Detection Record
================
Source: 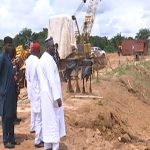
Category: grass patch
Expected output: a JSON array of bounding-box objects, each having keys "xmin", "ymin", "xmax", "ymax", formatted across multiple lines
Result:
[
  {"xmin": 96, "ymin": 77, "xmax": 101, "ymax": 82},
  {"xmin": 139, "ymin": 60, "xmax": 150, "ymax": 70},
  {"xmin": 96, "ymin": 60, "xmax": 150, "ymax": 93},
  {"xmin": 106, "ymin": 60, "xmax": 150, "ymax": 78},
  {"xmin": 106, "ymin": 64, "xmax": 134, "ymax": 77}
]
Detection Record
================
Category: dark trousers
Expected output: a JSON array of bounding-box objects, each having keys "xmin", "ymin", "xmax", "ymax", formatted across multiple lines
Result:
[{"xmin": 2, "ymin": 116, "xmax": 15, "ymax": 145}]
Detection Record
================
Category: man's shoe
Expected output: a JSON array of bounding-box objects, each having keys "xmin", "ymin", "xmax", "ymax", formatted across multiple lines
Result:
[
  {"xmin": 35, "ymin": 141, "xmax": 44, "ymax": 148},
  {"xmin": 4, "ymin": 142, "xmax": 15, "ymax": 148},
  {"xmin": 30, "ymin": 130, "xmax": 35, "ymax": 133}
]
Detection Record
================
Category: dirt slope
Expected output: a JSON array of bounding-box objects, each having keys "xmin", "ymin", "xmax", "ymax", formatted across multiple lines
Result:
[{"xmin": 0, "ymin": 53, "xmax": 150, "ymax": 150}]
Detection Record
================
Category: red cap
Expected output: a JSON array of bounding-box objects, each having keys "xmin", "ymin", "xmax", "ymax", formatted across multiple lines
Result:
[{"xmin": 31, "ymin": 42, "xmax": 40, "ymax": 52}]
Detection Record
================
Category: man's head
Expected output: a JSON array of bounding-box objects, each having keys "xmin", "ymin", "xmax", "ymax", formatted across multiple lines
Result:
[
  {"xmin": 5, "ymin": 46, "xmax": 16, "ymax": 59},
  {"xmin": 45, "ymin": 37, "xmax": 55, "ymax": 56},
  {"xmin": 4, "ymin": 36, "xmax": 13, "ymax": 48},
  {"xmin": 3, "ymin": 36, "xmax": 15, "ymax": 59},
  {"xmin": 31, "ymin": 42, "xmax": 41, "ymax": 57},
  {"xmin": 4, "ymin": 36, "xmax": 13, "ymax": 44}
]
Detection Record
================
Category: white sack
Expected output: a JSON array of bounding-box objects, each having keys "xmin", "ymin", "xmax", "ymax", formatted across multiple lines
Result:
[{"xmin": 47, "ymin": 15, "xmax": 76, "ymax": 59}]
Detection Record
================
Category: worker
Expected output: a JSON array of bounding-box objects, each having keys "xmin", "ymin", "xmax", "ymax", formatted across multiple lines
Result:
[
  {"xmin": 25, "ymin": 42, "xmax": 43, "ymax": 148},
  {"xmin": 37, "ymin": 37, "xmax": 66, "ymax": 150}
]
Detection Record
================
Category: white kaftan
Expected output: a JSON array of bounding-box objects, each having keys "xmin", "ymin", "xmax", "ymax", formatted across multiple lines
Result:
[
  {"xmin": 25, "ymin": 55, "xmax": 42, "ymax": 144},
  {"xmin": 37, "ymin": 52, "xmax": 66, "ymax": 143}
]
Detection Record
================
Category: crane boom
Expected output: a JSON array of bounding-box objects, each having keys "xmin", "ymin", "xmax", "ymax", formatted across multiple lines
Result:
[
  {"xmin": 72, "ymin": 0, "xmax": 102, "ymax": 57},
  {"xmin": 82, "ymin": 0, "xmax": 101, "ymax": 41}
]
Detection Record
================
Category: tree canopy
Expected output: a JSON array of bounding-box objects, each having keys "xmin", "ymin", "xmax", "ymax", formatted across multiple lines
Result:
[
  {"xmin": 135, "ymin": 28, "xmax": 150, "ymax": 40},
  {"xmin": 13, "ymin": 28, "xmax": 48, "ymax": 51},
  {"xmin": 0, "ymin": 28, "xmax": 149, "ymax": 53}
]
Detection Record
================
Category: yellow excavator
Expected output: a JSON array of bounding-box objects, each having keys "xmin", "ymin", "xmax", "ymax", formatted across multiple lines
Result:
[{"xmin": 64, "ymin": 0, "xmax": 103, "ymax": 93}]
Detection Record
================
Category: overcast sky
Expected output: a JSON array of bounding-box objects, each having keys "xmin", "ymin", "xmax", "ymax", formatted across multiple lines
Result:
[{"xmin": 0, "ymin": 0, "xmax": 150, "ymax": 39}]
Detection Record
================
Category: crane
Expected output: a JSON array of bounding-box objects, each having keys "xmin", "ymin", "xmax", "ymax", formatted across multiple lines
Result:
[
  {"xmin": 72, "ymin": 0, "xmax": 102, "ymax": 57},
  {"xmin": 64, "ymin": 0, "xmax": 102, "ymax": 93}
]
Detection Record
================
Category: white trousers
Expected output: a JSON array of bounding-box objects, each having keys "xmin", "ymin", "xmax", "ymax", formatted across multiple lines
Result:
[
  {"xmin": 44, "ymin": 142, "xmax": 59, "ymax": 150},
  {"xmin": 34, "ymin": 112, "xmax": 42, "ymax": 144},
  {"xmin": 30, "ymin": 109, "xmax": 35, "ymax": 132}
]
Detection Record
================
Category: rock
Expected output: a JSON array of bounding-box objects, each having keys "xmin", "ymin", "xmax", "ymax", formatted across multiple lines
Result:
[
  {"xmin": 74, "ymin": 121, "xmax": 78, "ymax": 126},
  {"xmin": 102, "ymin": 126, "xmax": 106, "ymax": 132},
  {"xmin": 118, "ymin": 136, "xmax": 121, "ymax": 142},
  {"xmin": 96, "ymin": 128, "xmax": 101, "ymax": 135},
  {"xmin": 120, "ymin": 133, "xmax": 131, "ymax": 143}
]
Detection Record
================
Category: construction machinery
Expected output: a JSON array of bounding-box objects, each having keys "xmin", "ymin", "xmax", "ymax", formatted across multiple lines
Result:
[
  {"xmin": 47, "ymin": 0, "xmax": 102, "ymax": 93},
  {"xmin": 70, "ymin": 0, "xmax": 102, "ymax": 93},
  {"xmin": 72, "ymin": 0, "xmax": 101, "ymax": 58},
  {"xmin": 64, "ymin": 0, "xmax": 102, "ymax": 93}
]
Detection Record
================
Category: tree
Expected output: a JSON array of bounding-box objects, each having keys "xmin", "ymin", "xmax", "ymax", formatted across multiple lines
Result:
[
  {"xmin": 13, "ymin": 28, "xmax": 48, "ymax": 51},
  {"xmin": 89, "ymin": 34, "xmax": 127, "ymax": 53},
  {"xmin": 14, "ymin": 28, "xmax": 32, "ymax": 47},
  {"xmin": 111, "ymin": 33, "xmax": 125, "ymax": 49},
  {"xmin": 135, "ymin": 28, "xmax": 150, "ymax": 40},
  {"xmin": 89, "ymin": 36, "xmax": 108, "ymax": 50}
]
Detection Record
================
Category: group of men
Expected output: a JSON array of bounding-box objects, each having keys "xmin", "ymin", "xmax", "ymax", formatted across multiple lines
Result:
[{"xmin": 0, "ymin": 36, "xmax": 66, "ymax": 150}]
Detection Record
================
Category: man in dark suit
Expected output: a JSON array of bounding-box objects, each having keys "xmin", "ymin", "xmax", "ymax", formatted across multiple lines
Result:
[{"xmin": 0, "ymin": 36, "xmax": 19, "ymax": 148}]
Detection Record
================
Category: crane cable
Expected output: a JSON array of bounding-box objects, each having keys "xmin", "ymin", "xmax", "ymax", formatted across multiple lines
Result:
[{"xmin": 73, "ymin": 1, "xmax": 86, "ymax": 17}]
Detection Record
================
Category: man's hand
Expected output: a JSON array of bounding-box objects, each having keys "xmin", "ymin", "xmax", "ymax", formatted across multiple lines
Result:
[{"xmin": 56, "ymin": 98, "xmax": 62, "ymax": 107}]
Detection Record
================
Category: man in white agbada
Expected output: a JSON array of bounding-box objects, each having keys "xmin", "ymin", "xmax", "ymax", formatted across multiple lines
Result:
[
  {"xmin": 25, "ymin": 42, "xmax": 43, "ymax": 148},
  {"xmin": 37, "ymin": 37, "xmax": 66, "ymax": 150}
]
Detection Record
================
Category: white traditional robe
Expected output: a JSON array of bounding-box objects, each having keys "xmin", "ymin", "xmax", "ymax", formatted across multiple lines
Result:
[
  {"xmin": 25, "ymin": 55, "xmax": 42, "ymax": 144},
  {"xmin": 37, "ymin": 52, "xmax": 66, "ymax": 143},
  {"xmin": 25, "ymin": 55, "xmax": 41, "ymax": 113}
]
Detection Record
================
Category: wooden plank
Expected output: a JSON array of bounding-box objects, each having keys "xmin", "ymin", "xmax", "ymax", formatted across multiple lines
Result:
[{"xmin": 71, "ymin": 95, "xmax": 103, "ymax": 99}]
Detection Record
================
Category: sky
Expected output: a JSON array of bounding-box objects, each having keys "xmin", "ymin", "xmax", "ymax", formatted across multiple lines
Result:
[{"xmin": 0, "ymin": 0, "xmax": 150, "ymax": 39}]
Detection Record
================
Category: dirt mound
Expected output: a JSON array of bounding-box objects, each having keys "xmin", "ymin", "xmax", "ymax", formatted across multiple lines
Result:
[{"xmin": 64, "ymin": 64, "xmax": 150, "ymax": 149}]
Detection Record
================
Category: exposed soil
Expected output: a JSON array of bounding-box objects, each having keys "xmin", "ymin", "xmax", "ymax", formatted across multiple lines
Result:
[{"xmin": 0, "ymin": 53, "xmax": 150, "ymax": 150}]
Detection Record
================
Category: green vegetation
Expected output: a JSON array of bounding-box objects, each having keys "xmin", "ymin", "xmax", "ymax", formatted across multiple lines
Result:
[
  {"xmin": 0, "ymin": 27, "xmax": 149, "ymax": 53},
  {"xmin": 105, "ymin": 61, "xmax": 150, "ymax": 87},
  {"xmin": 90, "ymin": 28, "xmax": 150, "ymax": 53},
  {"xmin": 0, "ymin": 28, "xmax": 48, "ymax": 52},
  {"xmin": 89, "ymin": 33, "xmax": 126, "ymax": 53},
  {"xmin": 135, "ymin": 28, "xmax": 150, "ymax": 40},
  {"xmin": 140, "ymin": 61, "xmax": 150, "ymax": 70},
  {"xmin": 13, "ymin": 28, "xmax": 48, "ymax": 51},
  {"xmin": 103, "ymin": 60, "xmax": 150, "ymax": 102},
  {"xmin": 106, "ymin": 64, "xmax": 133, "ymax": 77}
]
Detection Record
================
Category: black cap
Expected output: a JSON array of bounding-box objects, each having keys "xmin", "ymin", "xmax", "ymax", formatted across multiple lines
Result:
[{"xmin": 4, "ymin": 36, "xmax": 13, "ymax": 44}]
